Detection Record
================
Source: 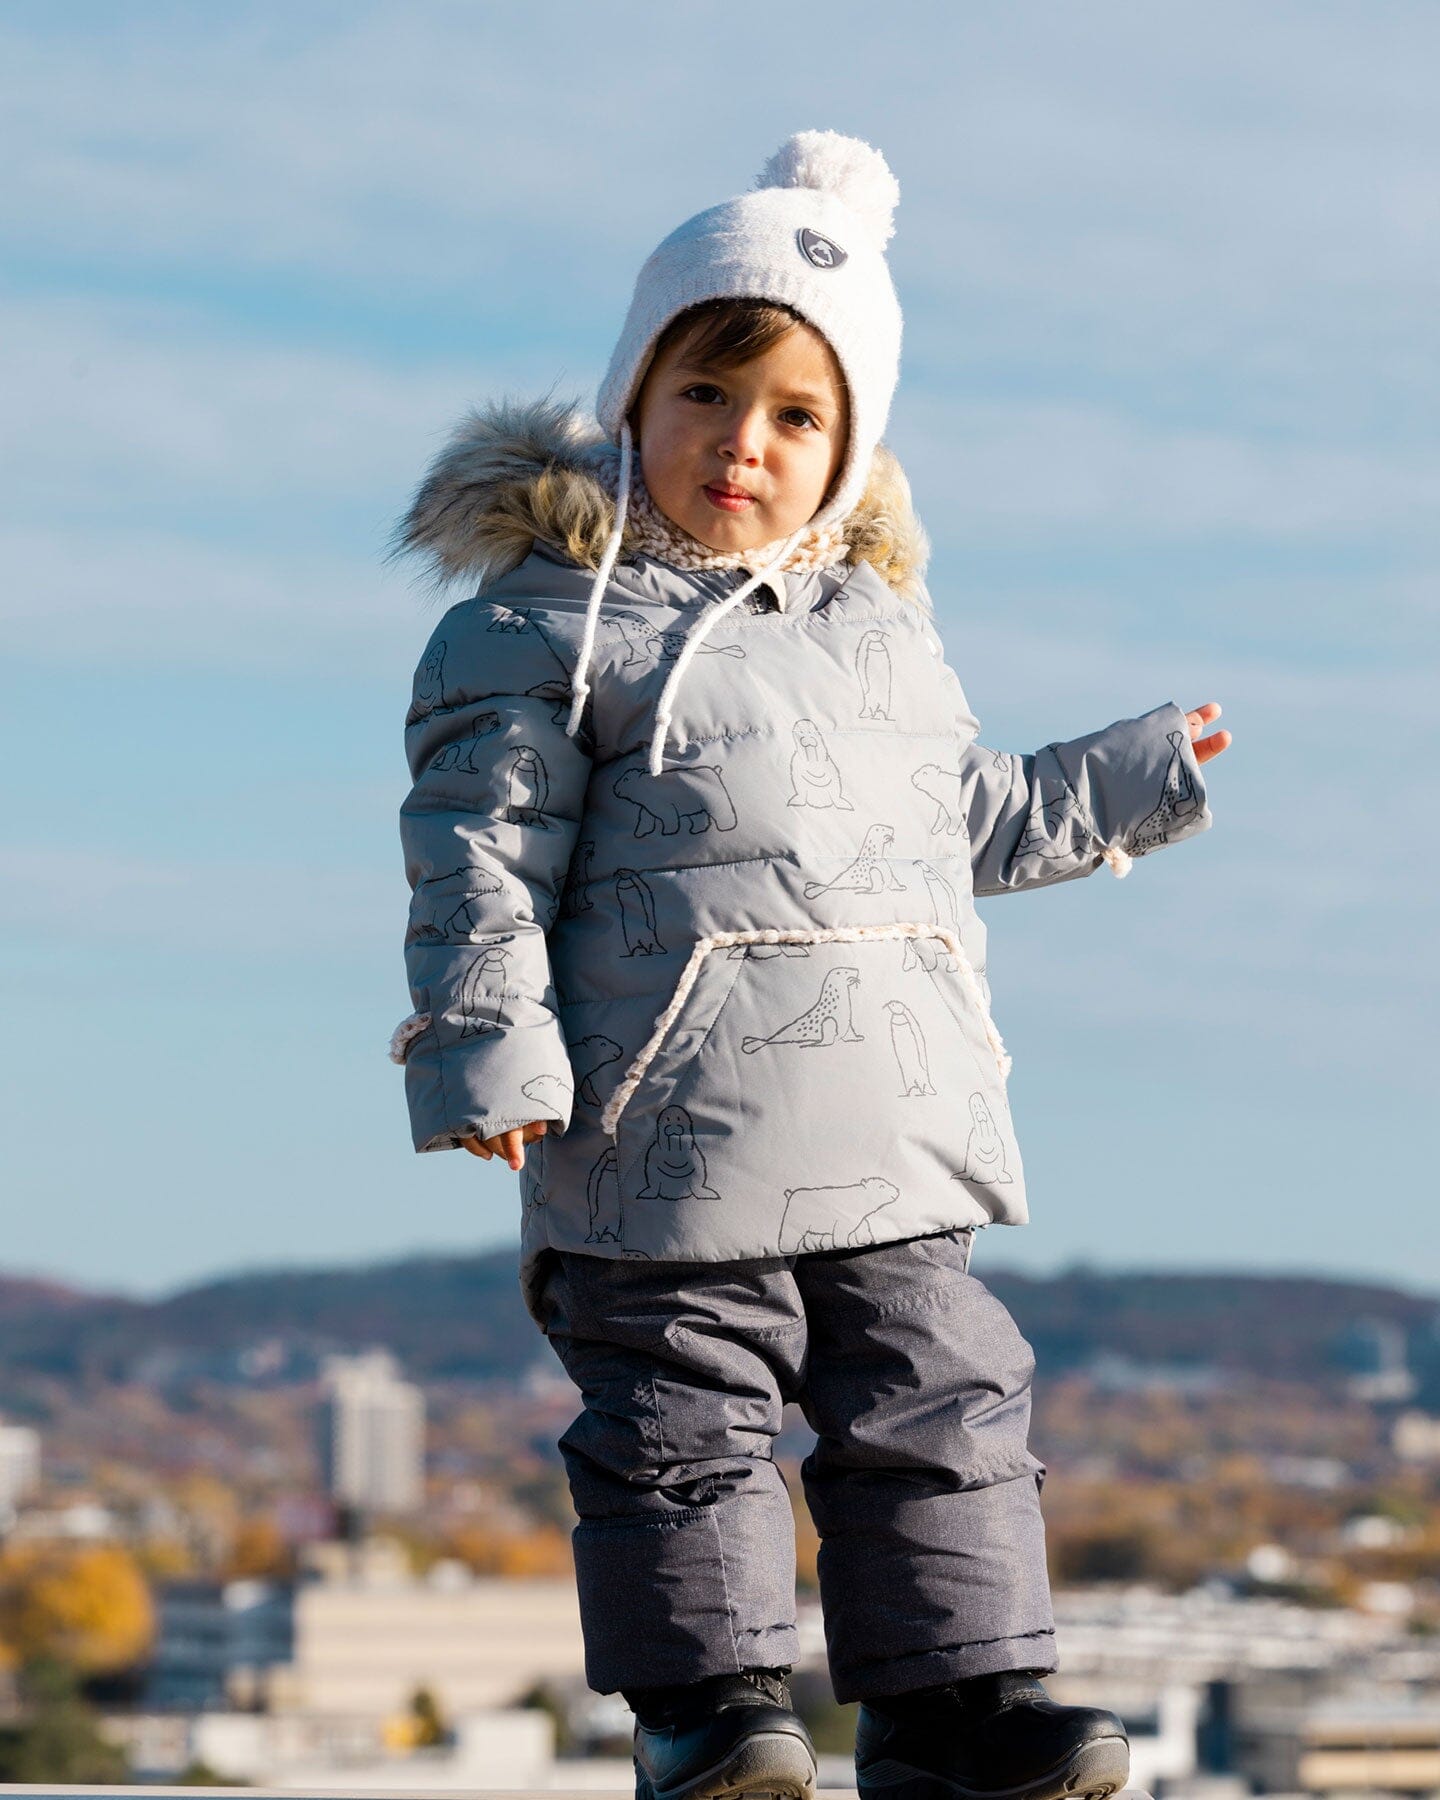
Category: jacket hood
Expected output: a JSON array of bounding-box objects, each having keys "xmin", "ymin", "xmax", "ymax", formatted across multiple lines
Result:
[{"xmin": 390, "ymin": 395, "xmax": 931, "ymax": 603}]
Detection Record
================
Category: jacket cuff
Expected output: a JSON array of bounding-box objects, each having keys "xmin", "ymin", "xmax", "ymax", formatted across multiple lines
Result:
[
  {"xmin": 393, "ymin": 1009, "xmax": 577, "ymax": 1154},
  {"xmin": 1086, "ymin": 699, "xmax": 1213, "ymax": 876}
]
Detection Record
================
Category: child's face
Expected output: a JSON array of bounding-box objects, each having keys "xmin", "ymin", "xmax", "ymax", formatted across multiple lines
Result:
[{"xmin": 631, "ymin": 317, "xmax": 850, "ymax": 553}]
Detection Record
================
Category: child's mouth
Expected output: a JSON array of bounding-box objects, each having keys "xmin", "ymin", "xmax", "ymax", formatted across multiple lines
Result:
[{"xmin": 703, "ymin": 485, "xmax": 756, "ymax": 514}]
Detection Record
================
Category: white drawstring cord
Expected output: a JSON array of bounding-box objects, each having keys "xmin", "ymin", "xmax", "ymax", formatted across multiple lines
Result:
[
  {"xmin": 561, "ymin": 415, "xmax": 808, "ymax": 773},
  {"xmin": 645, "ymin": 527, "xmax": 806, "ymax": 775},
  {"xmin": 565, "ymin": 418, "xmax": 634, "ymax": 739}
]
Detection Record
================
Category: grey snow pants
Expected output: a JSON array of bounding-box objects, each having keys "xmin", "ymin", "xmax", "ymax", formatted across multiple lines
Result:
[{"xmin": 530, "ymin": 1226, "xmax": 1057, "ymax": 1703}]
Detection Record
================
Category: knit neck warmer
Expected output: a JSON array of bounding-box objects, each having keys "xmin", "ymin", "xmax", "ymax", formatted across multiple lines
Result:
[{"xmin": 625, "ymin": 469, "xmax": 850, "ymax": 576}]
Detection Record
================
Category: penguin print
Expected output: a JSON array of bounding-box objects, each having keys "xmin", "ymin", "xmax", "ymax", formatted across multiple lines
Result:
[
  {"xmin": 428, "ymin": 711, "xmax": 504, "ymax": 775},
  {"xmin": 919, "ymin": 861, "xmax": 961, "ymax": 932},
  {"xmin": 557, "ymin": 840, "xmax": 596, "ymax": 918},
  {"xmin": 519, "ymin": 1133, "xmax": 549, "ymax": 1213},
  {"xmin": 741, "ymin": 967, "xmax": 862, "ymax": 1052},
  {"xmin": 885, "ymin": 1000, "xmax": 934, "ymax": 1095},
  {"xmin": 911, "ymin": 763, "xmax": 969, "ymax": 836},
  {"xmin": 952, "ymin": 1091, "xmax": 1014, "ymax": 1186},
  {"xmin": 570, "ymin": 1034, "xmax": 623, "ymax": 1109},
  {"xmin": 856, "ymin": 629, "xmax": 893, "ymax": 719},
  {"xmin": 585, "ymin": 1146, "xmax": 623, "ymax": 1243},
  {"xmin": 777, "ymin": 1176, "xmax": 900, "ymax": 1254},
  {"xmin": 457, "ymin": 946, "xmax": 513, "ymax": 1036},
  {"xmin": 637, "ymin": 1105, "xmax": 719, "ymax": 1201},
  {"xmin": 786, "ymin": 718, "xmax": 853, "ymax": 810},
  {"xmin": 615, "ymin": 868, "xmax": 665, "ymax": 955},
  {"xmin": 503, "ymin": 746, "xmax": 551, "ymax": 827},
  {"xmin": 1132, "ymin": 729, "xmax": 1202, "ymax": 854},
  {"xmin": 803, "ymin": 824, "xmax": 905, "ymax": 898}
]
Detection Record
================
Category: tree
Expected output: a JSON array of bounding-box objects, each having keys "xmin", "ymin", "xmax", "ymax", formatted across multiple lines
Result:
[
  {"xmin": 0, "ymin": 1657, "xmax": 129, "ymax": 1785},
  {"xmin": 0, "ymin": 1543, "xmax": 154, "ymax": 1674}
]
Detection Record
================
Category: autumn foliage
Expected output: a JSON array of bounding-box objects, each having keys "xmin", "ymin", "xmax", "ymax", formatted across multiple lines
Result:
[{"xmin": 0, "ymin": 1544, "xmax": 154, "ymax": 1675}]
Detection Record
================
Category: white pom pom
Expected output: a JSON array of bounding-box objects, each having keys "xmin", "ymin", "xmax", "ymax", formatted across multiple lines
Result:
[{"xmin": 755, "ymin": 129, "xmax": 900, "ymax": 248}]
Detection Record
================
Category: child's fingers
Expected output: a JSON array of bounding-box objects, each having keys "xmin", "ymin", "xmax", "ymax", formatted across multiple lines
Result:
[
  {"xmin": 465, "ymin": 1122, "xmax": 547, "ymax": 1166},
  {"xmin": 494, "ymin": 1127, "xmax": 525, "ymax": 1171},
  {"xmin": 1185, "ymin": 701, "xmax": 1221, "ymax": 736},
  {"xmin": 1193, "ymin": 728, "xmax": 1232, "ymax": 764}
]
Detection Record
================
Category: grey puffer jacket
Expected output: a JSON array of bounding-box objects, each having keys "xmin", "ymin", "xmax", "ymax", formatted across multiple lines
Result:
[{"xmin": 390, "ymin": 400, "xmax": 1213, "ymax": 1319}]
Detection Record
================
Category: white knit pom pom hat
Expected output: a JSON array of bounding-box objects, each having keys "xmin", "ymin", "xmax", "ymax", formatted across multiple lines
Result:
[
  {"xmin": 567, "ymin": 130, "xmax": 904, "ymax": 773},
  {"xmin": 597, "ymin": 128, "xmax": 904, "ymax": 532}
]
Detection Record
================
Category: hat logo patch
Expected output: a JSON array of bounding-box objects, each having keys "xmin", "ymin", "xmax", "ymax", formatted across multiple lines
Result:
[{"xmin": 797, "ymin": 226, "xmax": 847, "ymax": 270}]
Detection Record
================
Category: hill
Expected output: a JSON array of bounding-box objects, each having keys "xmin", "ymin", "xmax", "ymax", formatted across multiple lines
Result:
[{"xmin": 0, "ymin": 1251, "xmax": 1436, "ymax": 1397}]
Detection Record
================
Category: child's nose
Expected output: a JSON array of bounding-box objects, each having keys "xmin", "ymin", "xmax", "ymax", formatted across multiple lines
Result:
[{"xmin": 719, "ymin": 408, "xmax": 766, "ymax": 466}]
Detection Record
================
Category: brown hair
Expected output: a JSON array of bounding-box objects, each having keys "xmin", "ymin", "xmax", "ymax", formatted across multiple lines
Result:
[
  {"xmin": 629, "ymin": 297, "xmax": 851, "ymax": 416},
  {"xmin": 657, "ymin": 296, "xmax": 805, "ymax": 369}
]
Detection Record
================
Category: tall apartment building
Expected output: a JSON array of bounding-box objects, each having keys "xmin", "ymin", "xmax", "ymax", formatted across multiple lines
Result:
[
  {"xmin": 0, "ymin": 1418, "xmax": 41, "ymax": 1524},
  {"xmin": 315, "ymin": 1351, "xmax": 425, "ymax": 1516}
]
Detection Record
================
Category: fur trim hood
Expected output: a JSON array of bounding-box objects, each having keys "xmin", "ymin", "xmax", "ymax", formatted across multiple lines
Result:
[{"xmin": 391, "ymin": 396, "xmax": 931, "ymax": 604}]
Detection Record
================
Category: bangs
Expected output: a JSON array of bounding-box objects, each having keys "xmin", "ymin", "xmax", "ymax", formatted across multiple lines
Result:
[{"xmin": 654, "ymin": 297, "xmax": 809, "ymax": 373}]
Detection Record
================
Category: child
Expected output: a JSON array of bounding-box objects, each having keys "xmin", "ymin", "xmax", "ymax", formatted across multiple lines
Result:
[{"xmin": 389, "ymin": 131, "xmax": 1228, "ymax": 1800}]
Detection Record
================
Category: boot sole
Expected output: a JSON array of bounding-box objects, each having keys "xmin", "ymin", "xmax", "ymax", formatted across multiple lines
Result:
[
  {"xmin": 636, "ymin": 1725, "xmax": 819, "ymax": 1800},
  {"xmin": 857, "ymin": 1729, "xmax": 1130, "ymax": 1800}
]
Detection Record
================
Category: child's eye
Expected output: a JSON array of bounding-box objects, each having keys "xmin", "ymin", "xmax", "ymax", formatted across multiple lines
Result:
[
  {"xmin": 682, "ymin": 384, "xmax": 723, "ymax": 404},
  {"xmin": 781, "ymin": 408, "xmax": 817, "ymax": 430}
]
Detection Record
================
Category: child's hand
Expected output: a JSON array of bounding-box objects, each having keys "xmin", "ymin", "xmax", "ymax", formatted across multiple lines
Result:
[
  {"xmin": 1186, "ymin": 701, "xmax": 1231, "ymax": 764},
  {"xmin": 459, "ymin": 1120, "xmax": 549, "ymax": 1171}
]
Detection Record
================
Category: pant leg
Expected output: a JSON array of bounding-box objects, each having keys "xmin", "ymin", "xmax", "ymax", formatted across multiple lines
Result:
[
  {"xmin": 532, "ymin": 1248, "xmax": 809, "ymax": 1694},
  {"xmin": 793, "ymin": 1227, "xmax": 1057, "ymax": 1703}
]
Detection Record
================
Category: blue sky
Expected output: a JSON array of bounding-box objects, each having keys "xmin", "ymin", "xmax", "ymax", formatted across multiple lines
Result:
[{"xmin": 2, "ymin": 1, "xmax": 1436, "ymax": 1298}]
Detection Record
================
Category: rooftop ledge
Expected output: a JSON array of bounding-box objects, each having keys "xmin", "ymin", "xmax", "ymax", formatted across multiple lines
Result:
[{"xmin": 0, "ymin": 1791, "xmax": 1158, "ymax": 1799}]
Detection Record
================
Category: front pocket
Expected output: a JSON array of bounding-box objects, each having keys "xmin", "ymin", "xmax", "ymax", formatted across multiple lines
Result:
[{"xmin": 602, "ymin": 923, "xmax": 1027, "ymax": 1258}]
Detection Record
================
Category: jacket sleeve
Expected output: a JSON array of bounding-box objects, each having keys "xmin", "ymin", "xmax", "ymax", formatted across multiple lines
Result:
[
  {"xmin": 390, "ymin": 597, "xmax": 591, "ymax": 1153},
  {"xmin": 959, "ymin": 698, "xmax": 1213, "ymax": 897}
]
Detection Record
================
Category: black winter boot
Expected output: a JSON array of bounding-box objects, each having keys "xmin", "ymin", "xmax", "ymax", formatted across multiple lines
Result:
[
  {"xmin": 854, "ymin": 1668, "xmax": 1129, "ymax": 1800},
  {"xmin": 622, "ymin": 1665, "xmax": 818, "ymax": 1800}
]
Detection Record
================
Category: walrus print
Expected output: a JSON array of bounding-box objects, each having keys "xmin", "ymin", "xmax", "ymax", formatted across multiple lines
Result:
[
  {"xmin": 952, "ymin": 1092, "xmax": 1015, "ymax": 1186},
  {"xmin": 786, "ymin": 718, "xmax": 853, "ymax": 810},
  {"xmin": 637, "ymin": 1104, "xmax": 719, "ymax": 1202},
  {"xmin": 406, "ymin": 639, "xmax": 448, "ymax": 725}
]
